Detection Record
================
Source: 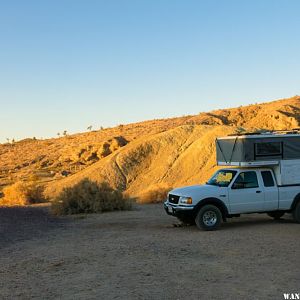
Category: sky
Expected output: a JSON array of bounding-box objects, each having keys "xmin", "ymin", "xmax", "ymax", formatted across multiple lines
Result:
[{"xmin": 1, "ymin": 0, "xmax": 300, "ymax": 142}]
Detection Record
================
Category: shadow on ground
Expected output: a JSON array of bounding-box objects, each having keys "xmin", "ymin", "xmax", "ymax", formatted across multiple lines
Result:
[{"xmin": 0, "ymin": 204, "xmax": 68, "ymax": 249}]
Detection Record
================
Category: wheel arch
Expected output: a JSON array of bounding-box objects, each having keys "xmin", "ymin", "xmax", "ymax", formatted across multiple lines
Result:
[
  {"xmin": 291, "ymin": 193, "xmax": 300, "ymax": 210},
  {"xmin": 195, "ymin": 197, "xmax": 229, "ymax": 221}
]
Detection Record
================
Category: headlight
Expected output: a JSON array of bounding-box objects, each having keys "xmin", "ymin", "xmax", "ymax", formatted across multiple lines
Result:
[{"xmin": 179, "ymin": 196, "xmax": 192, "ymax": 204}]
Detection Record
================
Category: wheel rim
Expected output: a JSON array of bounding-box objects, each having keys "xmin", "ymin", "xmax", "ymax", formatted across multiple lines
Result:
[{"xmin": 202, "ymin": 210, "xmax": 217, "ymax": 226}]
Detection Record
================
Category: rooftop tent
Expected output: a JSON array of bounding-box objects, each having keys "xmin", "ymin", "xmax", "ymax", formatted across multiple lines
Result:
[
  {"xmin": 216, "ymin": 133, "xmax": 300, "ymax": 166},
  {"xmin": 216, "ymin": 137, "xmax": 246, "ymax": 163}
]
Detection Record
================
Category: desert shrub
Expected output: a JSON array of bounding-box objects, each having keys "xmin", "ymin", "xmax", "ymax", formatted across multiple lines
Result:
[
  {"xmin": 138, "ymin": 184, "xmax": 172, "ymax": 204},
  {"xmin": 51, "ymin": 178, "xmax": 133, "ymax": 215},
  {"xmin": 1, "ymin": 181, "xmax": 45, "ymax": 206}
]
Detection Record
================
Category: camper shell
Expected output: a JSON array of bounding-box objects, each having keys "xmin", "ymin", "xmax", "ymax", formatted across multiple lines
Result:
[{"xmin": 216, "ymin": 130, "xmax": 300, "ymax": 186}]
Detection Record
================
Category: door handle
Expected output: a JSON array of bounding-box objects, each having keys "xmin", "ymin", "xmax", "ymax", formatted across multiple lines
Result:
[{"xmin": 256, "ymin": 191, "xmax": 262, "ymax": 193}]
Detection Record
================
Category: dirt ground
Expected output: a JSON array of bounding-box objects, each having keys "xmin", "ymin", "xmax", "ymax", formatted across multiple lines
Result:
[{"xmin": 0, "ymin": 204, "xmax": 299, "ymax": 300}]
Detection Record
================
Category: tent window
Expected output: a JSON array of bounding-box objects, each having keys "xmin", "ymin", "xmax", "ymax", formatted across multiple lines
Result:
[{"xmin": 255, "ymin": 142, "xmax": 282, "ymax": 156}]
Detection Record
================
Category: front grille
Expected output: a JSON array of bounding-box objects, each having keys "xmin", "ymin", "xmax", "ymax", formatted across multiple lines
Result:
[{"xmin": 168, "ymin": 194, "xmax": 180, "ymax": 204}]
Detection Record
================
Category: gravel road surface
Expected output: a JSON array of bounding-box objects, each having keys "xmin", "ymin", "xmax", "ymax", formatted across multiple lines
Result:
[{"xmin": 0, "ymin": 204, "xmax": 299, "ymax": 300}]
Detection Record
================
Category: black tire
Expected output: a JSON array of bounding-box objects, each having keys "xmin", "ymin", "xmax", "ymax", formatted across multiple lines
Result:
[
  {"xmin": 292, "ymin": 201, "xmax": 300, "ymax": 223},
  {"xmin": 267, "ymin": 211, "xmax": 285, "ymax": 220},
  {"xmin": 195, "ymin": 205, "xmax": 222, "ymax": 231},
  {"xmin": 176, "ymin": 215, "xmax": 195, "ymax": 226}
]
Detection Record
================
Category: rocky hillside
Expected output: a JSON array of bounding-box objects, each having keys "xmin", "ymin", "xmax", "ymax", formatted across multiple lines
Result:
[
  {"xmin": 196, "ymin": 96, "xmax": 300, "ymax": 128},
  {"xmin": 1, "ymin": 96, "xmax": 300, "ymax": 199}
]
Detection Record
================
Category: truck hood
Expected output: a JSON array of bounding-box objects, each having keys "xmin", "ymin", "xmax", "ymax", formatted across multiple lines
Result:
[{"xmin": 169, "ymin": 184, "xmax": 223, "ymax": 200}]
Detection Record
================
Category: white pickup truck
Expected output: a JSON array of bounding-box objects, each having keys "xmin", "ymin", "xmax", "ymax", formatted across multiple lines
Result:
[{"xmin": 164, "ymin": 168, "xmax": 300, "ymax": 230}]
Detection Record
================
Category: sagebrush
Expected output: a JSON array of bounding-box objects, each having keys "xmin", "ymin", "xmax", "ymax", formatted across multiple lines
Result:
[
  {"xmin": 1, "ymin": 181, "xmax": 45, "ymax": 206},
  {"xmin": 51, "ymin": 178, "xmax": 133, "ymax": 215}
]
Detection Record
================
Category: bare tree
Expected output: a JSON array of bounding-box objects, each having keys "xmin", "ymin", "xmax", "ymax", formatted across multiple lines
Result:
[{"xmin": 87, "ymin": 125, "xmax": 92, "ymax": 131}]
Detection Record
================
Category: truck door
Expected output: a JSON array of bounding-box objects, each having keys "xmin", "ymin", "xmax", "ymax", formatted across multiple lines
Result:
[
  {"xmin": 260, "ymin": 170, "xmax": 279, "ymax": 211},
  {"xmin": 229, "ymin": 171, "xmax": 264, "ymax": 213}
]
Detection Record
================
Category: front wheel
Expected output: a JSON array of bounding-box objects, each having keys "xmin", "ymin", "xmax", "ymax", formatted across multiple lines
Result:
[
  {"xmin": 267, "ymin": 211, "xmax": 285, "ymax": 220},
  {"xmin": 292, "ymin": 202, "xmax": 300, "ymax": 223},
  {"xmin": 195, "ymin": 205, "xmax": 222, "ymax": 231}
]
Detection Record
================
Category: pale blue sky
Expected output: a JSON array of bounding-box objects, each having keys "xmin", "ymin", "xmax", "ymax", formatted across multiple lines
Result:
[{"xmin": 1, "ymin": 0, "xmax": 300, "ymax": 142}]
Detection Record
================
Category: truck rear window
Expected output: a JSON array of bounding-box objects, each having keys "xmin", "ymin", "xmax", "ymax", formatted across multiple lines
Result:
[{"xmin": 261, "ymin": 171, "xmax": 275, "ymax": 187}]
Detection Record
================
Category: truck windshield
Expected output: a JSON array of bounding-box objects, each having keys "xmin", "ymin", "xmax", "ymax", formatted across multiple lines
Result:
[{"xmin": 207, "ymin": 170, "xmax": 237, "ymax": 187}]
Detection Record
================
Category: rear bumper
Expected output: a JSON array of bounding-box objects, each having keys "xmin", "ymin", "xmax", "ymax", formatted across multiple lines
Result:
[{"xmin": 164, "ymin": 201, "xmax": 196, "ymax": 218}]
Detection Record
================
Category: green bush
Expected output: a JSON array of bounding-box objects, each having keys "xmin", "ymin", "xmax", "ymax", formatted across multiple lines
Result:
[{"xmin": 51, "ymin": 178, "xmax": 133, "ymax": 215}]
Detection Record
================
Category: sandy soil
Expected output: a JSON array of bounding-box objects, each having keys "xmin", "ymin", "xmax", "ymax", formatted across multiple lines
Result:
[{"xmin": 0, "ymin": 204, "xmax": 299, "ymax": 300}]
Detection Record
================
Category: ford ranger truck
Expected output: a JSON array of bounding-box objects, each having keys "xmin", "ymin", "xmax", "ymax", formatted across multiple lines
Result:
[{"xmin": 164, "ymin": 168, "xmax": 300, "ymax": 230}]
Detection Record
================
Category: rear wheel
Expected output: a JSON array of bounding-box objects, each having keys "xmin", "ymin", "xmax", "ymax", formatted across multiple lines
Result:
[
  {"xmin": 292, "ymin": 202, "xmax": 300, "ymax": 223},
  {"xmin": 195, "ymin": 205, "xmax": 222, "ymax": 231},
  {"xmin": 267, "ymin": 211, "xmax": 285, "ymax": 220}
]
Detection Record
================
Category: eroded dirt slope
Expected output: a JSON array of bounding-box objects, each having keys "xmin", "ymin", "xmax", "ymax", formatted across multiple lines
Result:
[{"xmin": 45, "ymin": 125, "xmax": 236, "ymax": 198}]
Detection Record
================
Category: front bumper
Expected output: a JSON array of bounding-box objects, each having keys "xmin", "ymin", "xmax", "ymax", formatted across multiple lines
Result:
[{"xmin": 164, "ymin": 201, "xmax": 196, "ymax": 218}]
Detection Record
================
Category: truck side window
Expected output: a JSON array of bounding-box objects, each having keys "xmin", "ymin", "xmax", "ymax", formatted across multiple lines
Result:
[
  {"xmin": 232, "ymin": 172, "xmax": 258, "ymax": 189},
  {"xmin": 261, "ymin": 171, "xmax": 275, "ymax": 187}
]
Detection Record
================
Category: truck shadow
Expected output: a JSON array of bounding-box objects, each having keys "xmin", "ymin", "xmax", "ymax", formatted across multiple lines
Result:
[{"xmin": 221, "ymin": 216, "xmax": 295, "ymax": 230}]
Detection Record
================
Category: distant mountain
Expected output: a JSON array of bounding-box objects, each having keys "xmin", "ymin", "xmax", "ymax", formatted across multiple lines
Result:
[{"xmin": 1, "ymin": 96, "xmax": 300, "ymax": 200}]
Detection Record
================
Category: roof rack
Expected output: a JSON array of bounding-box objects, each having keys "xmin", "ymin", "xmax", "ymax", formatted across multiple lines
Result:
[{"xmin": 228, "ymin": 128, "xmax": 300, "ymax": 136}]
